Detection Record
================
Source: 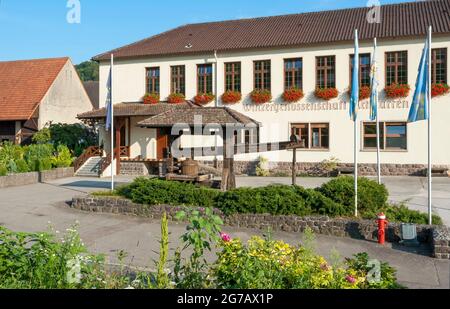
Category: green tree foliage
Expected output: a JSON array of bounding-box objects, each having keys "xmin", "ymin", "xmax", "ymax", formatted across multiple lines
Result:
[{"xmin": 75, "ymin": 61, "xmax": 99, "ymax": 81}]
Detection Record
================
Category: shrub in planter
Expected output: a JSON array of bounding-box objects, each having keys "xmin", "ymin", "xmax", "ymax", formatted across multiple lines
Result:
[
  {"xmin": 283, "ymin": 88, "xmax": 304, "ymax": 103},
  {"xmin": 167, "ymin": 93, "xmax": 185, "ymax": 104},
  {"xmin": 431, "ymin": 83, "xmax": 450, "ymax": 97},
  {"xmin": 315, "ymin": 88, "xmax": 339, "ymax": 100},
  {"xmin": 384, "ymin": 83, "xmax": 410, "ymax": 99},
  {"xmin": 143, "ymin": 92, "xmax": 160, "ymax": 104},
  {"xmin": 317, "ymin": 176, "xmax": 388, "ymax": 215},
  {"xmin": 221, "ymin": 91, "xmax": 242, "ymax": 104},
  {"xmin": 117, "ymin": 177, "xmax": 220, "ymax": 207},
  {"xmin": 250, "ymin": 89, "xmax": 272, "ymax": 104},
  {"xmin": 194, "ymin": 93, "xmax": 215, "ymax": 105}
]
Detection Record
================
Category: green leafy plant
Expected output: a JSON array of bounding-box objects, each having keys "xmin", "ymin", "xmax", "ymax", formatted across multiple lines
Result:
[
  {"xmin": 156, "ymin": 213, "xmax": 170, "ymax": 289},
  {"xmin": 0, "ymin": 164, "xmax": 7, "ymax": 176},
  {"xmin": 52, "ymin": 145, "xmax": 74, "ymax": 168},
  {"xmin": 32, "ymin": 128, "xmax": 51, "ymax": 144},
  {"xmin": 174, "ymin": 207, "xmax": 223, "ymax": 289}
]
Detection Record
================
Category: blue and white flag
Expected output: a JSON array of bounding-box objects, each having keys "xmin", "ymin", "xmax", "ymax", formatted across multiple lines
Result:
[
  {"xmin": 105, "ymin": 66, "xmax": 112, "ymax": 131},
  {"xmin": 408, "ymin": 35, "xmax": 430, "ymax": 122},
  {"xmin": 349, "ymin": 30, "xmax": 359, "ymax": 121},
  {"xmin": 369, "ymin": 39, "xmax": 379, "ymax": 121}
]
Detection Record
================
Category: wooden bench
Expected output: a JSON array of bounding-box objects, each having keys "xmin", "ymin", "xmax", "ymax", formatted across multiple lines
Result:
[{"xmin": 429, "ymin": 168, "xmax": 449, "ymax": 177}]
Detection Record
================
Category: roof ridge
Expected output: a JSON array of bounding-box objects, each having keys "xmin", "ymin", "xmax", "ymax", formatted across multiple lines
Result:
[{"xmin": 0, "ymin": 57, "xmax": 69, "ymax": 64}]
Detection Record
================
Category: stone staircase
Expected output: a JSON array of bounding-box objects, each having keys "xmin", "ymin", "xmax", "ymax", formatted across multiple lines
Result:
[{"xmin": 75, "ymin": 157, "xmax": 102, "ymax": 177}]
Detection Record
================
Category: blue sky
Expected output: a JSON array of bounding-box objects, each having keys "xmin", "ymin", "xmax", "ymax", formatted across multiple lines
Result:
[{"xmin": 0, "ymin": 0, "xmax": 414, "ymax": 64}]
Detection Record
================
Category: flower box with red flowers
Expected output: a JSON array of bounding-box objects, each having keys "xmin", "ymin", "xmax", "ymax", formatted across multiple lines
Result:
[
  {"xmin": 194, "ymin": 93, "xmax": 215, "ymax": 105},
  {"xmin": 314, "ymin": 88, "xmax": 339, "ymax": 101},
  {"xmin": 167, "ymin": 93, "xmax": 185, "ymax": 104},
  {"xmin": 384, "ymin": 83, "xmax": 410, "ymax": 99},
  {"xmin": 283, "ymin": 88, "xmax": 304, "ymax": 103},
  {"xmin": 347, "ymin": 86, "xmax": 371, "ymax": 101},
  {"xmin": 250, "ymin": 89, "xmax": 272, "ymax": 104},
  {"xmin": 143, "ymin": 92, "xmax": 160, "ymax": 104},
  {"xmin": 431, "ymin": 83, "xmax": 450, "ymax": 97},
  {"xmin": 221, "ymin": 90, "xmax": 242, "ymax": 104}
]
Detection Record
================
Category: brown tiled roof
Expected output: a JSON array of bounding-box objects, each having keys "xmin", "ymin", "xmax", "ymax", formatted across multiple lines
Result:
[
  {"xmin": 83, "ymin": 81, "xmax": 99, "ymax": 109},
  {"xmin": 137, "ymin": 107, "xmax": 261, "ymax": 127},
  {"xmin": 0, "ymin": 57, "xmax": 69, "ymax": 121},
  {"xmin": 77, "ymin": 101, "xmax": 198, "ymax": 119},
  {"xmin": 94, "ymin": 0, "xmax": 450, "ymax": 61}
]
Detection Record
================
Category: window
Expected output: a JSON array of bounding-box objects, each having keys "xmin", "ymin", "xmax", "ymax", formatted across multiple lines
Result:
[
  {"xmin": 432, "ymin": 48, "xmax": 447, "ymax": 84},
  {"xmin": 225, "ymin": 62, "xmax": 241, "ymax": 92},
  {"xmin": 197, "ymin": 64, "xmax": 213, "ymax": 94},
  {"xmin": 291, "ymin": 123, "xmax": 329, "ymax": 150},
  {"xmin": 171, "ymin": 65, "xmax": 185, "ymax": 94},
  {"xmin": 350, "ymin": 54, "xmax": 371, "ymax": 87},
  {"xmin": 254, "ymin": 60, "xmax": 271, "ymax": 91},
  {"xmin": 284, "ymin": 58, "xmax": 303, "ymax": 90},
  {"xmin": 316, "ymin": 56, "xmax": 336, "ymax": 89},
  {"xmin": 385, "ymin": 51, "xmax": 408, "ymax": 86},
  {"xmin": 145, "ymin": 67, "xmax": 160, "ymax": 94},
  {"xmin": 363, "ymin": 122, "xmax": 407, "ymax": 150}
]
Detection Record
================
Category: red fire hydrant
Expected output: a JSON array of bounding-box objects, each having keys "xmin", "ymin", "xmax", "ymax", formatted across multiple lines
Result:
[{"xmin": 377, "ymin": 213, "xmax": 389, "ymax": 245}]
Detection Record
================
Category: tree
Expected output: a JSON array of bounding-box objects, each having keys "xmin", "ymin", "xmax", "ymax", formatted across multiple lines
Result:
[{"xmin": 75, "ymin": 61, "xmax": 99, "ymax": 81}]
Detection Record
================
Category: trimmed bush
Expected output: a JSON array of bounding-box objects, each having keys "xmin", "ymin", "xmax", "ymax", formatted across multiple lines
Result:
[
  {"xmin": 317, "ymin": 176, "xmax": 388, "ymax": 215},
  {"xmin": 52, "ymin": 145, "xmax": 73, "ymax": 168},
  {"xmin": 117, "ymin": 177, "xmax": 220, "ymax": 208},
  {"xmin": 216, "ymin": 185, "xmax": 344, "ymax": 217},
  {"xmin": 381, "ymin": 203, "xmax": 442, "ymax": 225}
]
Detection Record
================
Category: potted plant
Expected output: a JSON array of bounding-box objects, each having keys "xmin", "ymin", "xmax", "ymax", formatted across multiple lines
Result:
[
  {"xmin": 431, "ymin": 83, "xmax": 450, "ymax": 97},
  {"xmin": 194, "ymin": 93, "xmax": 215, "ymax": 105},
  {"xmin": 283, "ymin": 88, "xmax": 304, "ymax": 103},
  {"xmin": 250, "ymin": 89, "xmax": 272, "ymax": 104},
  {"xmin": 221, "ymin": 90, "xmax": 242, "ymax": 104},
  {"xmin": 167, "ymin": 93, "xmax": 185, "ymax": 104},
  {"xmin": 384, "ymin": 83, "xmax": 410, "ymax": 99},
  {"xmin": 143, "ymin": 92, "xmax": 159, "ymax": 104},
  {"xmin": 347, "ymin": 86, "xmax": 371, "ymax": 101},
  {"xmin": 315, "ymin": 88, "xmax": 339, "ymax": 101}
]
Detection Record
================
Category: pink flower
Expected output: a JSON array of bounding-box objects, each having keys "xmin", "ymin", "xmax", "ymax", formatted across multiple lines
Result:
[
  {"xmin": 345, "ymin": 275, "xmax": 356, "ymax": 284},
  {"xmin": 220, "ymin": 232, "xmax": 231, "ymax": 243}
]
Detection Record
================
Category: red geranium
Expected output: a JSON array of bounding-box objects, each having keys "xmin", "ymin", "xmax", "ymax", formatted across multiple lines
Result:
[
  {"xmin": 384, "ymin": 84, "xmax": 410, "ymax": 99},
  {"xmin": 347, "ymin": 86, "xmax": 371, "ymax": 101},
  {"xmin": 194, "ymin": 93, "xmax": 215, "ymax": 105},
  {"xmin": 221, "ymin": 91, "xmax": 242, "ymax": 104},
  {"xmin": 431, "ymin": 83, "xmax": 450, "ymax": 97},
  {"xmin": 250, "ymin": 89, "xmax": 272, "ymax": 104},
  {"xmin": 315, "ymin": 88, "xmax": 339, "ymax": 101},
  {"xmin": 143, "ymin": 92, "xmax": 159, "ymax": 104},
  {"xmin": 167, "ymin": 93, "xmax": 185, "ymax": 104},
  {"xmin": 283, "ymin": 88, "xmax": 304, "ymax": 103}
]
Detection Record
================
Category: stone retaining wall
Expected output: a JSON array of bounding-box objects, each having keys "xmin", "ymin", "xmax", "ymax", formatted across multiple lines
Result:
[
  {"xmin": 120, "ymin": 162, "xmax": 150, "ymax": 176},
  {"xmin": 0, "ymin": 167, "xmax": 74, "ymax": 189},
  {"xmin": 432, "ymin": 227, "xmax": 450, "ymax": 259},
  {"xmin": 71, "ymin": 196, "xmax": 447, "ymax": 259},
  {"xmin": 200, "ymin": 160, "xmax": 450, "ymax": 177}
]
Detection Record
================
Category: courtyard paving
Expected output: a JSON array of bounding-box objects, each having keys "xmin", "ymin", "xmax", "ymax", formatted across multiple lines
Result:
[{"xmin": 0, "ymin": 176, "xmax": 449, "ymax": 289}]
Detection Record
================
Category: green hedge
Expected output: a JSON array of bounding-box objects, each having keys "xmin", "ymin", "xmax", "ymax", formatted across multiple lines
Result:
[
  {"xmin": 114, "ymin": 177, "xmax": 442, "ymax": 225},
  {"xmin": 317, "ymin": 176, "xmax": 389, "ymax": 215}
]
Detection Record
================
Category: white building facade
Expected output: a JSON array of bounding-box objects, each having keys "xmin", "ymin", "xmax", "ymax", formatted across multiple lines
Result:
[{"xmin": 90, "ymin": 1, "xmax": 450, "ymax": 175}]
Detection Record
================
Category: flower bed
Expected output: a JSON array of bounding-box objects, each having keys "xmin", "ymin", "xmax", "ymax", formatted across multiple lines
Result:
[
  {"xmin": 315, "ymin": 88, "xmax": 339, "ymax": 101},
  {"xmin": 143, "ymin": 92, "xmax": 159, "ymax": 104},
  {"xmin": 283, "ymin": 88, "xmax": 304, "ymax": 103},
  {"xmin": 194, "ymin": 93, "xmax": 215, "ymax": 105},
  {"xmin": 431, "ymin": 83, "xmax": 450, "ymax": 97},
  {"xmin": 167, "ymin": 93, "xmax": 185, "ymax": 104},
  {"xmin": 221, "ymin": 91, "xmax": 242, "ymax": 104},
  {"xmin": 250, "ymin": 89, "xmax": 272, "ymax": 104},
  {"xmin": 384, "ymin": 83, "xmax": 410, "ymax": 99}
]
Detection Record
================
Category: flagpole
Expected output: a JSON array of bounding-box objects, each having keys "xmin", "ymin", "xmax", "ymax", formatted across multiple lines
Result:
[
  {"xmin": 427, "ymin": 26, "xmax": 432, "ymax": 225},
  {"xmin": 374, "ymin": 38, "xmax": 381, "ymax": 185},
  {"xmin": 354, "ymin": 29, "xmax": 359, "ymax": 218},
  {"xmin": 110, "ymin": 54, "xmax": 115, "ymax": 191}
]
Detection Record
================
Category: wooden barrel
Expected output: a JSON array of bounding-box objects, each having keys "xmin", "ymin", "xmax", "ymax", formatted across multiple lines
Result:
[{"xmin": 181, "ymin": 159, "xmax": 199, "ymax": 176}]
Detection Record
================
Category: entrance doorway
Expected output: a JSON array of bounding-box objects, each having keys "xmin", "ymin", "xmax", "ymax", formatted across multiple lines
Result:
[{"xmin": 156, "ymin": 128, "xmax": 170, "ymax": 160}]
